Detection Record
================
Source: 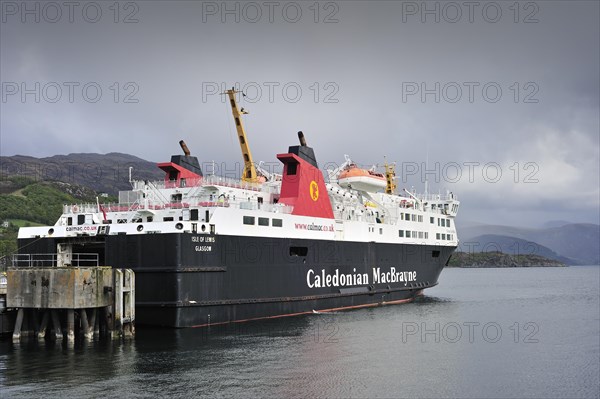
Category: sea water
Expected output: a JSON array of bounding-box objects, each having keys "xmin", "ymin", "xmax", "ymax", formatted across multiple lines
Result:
[{"xmin": 1, "ymin": 266, "xmax": 598, "ymax": 398}]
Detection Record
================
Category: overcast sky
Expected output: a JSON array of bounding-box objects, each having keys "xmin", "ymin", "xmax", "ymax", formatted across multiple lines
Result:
[{"xmin": 1, "ymin": 0, "xmax": 598, "ymax": 227}]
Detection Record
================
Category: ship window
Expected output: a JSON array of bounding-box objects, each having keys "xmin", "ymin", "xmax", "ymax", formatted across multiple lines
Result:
[
  {"xmin": 190, "ymin": 209, "xmax": 198, "ymax": 221},
  {"xmin": 406, "ymin": 231, "xmax": 411, "ymax": 238},
  {"xmin": 163, "ymin": 217, "xmax": 174, "ymax": 222},
  {"xmin": 447, "ymin": 219, "xmax": 451, "ymax": 227},
  {"xmin": 430, "ymin": 217, "xmax": 434, "ymax": 224},
  {"xmin": 67, "ymin": 217, "xmax": 73, "ymax": 226},
  {"xmin": 405, "ymin": 214, "xmax": 410, "ymax": 221},
  {"xmin": 287, "ymin": 162, "xmax": 298, "ymax": 176},
  {"xmin": 436, "ymin": 233, "xmax": 440, "ymax": 240},
  {"xmin": 289, "ymin": 246, "xmax": 308, "ymax": 257},
  {"xmin": 399, "ymin": 230, "xmax": 404, "ymax": 237},
  {"xmin": 425, "ymin": 232, "xmax": 428, "ymax": 239},
  {"xmin": 400, "ymin": 213, "xmax": 404, "ymax": 219},
  {"xmin": 171, "ymin": 193, "xmax": 182, "ymax": 203},
  {"xmin": 418, "ymin": 215, "xmax": 423, "ymax": 222},
  {"xmin": 117, "ymin": 219, "xmax": 127, "ymax": 224},
  {"xmin": 379, "ymin": 228, "xmax": 383, "ymax": 234},
  {"xmin": 77, "ymin": 215, "xmax": 85, "ymax": 225},
  {"xmin": 432, "ymin": 250, "xmax": 440, "ymax": 258},
  {"xmin": 258, "ymin": 217, "xmax": 269, "ymax": 226},
  {"xmin": 243, "ymin": 216, "xmax": 255, "ymax": 225},
  {"xmin": 272, "ymin": 218, "xmax": 283, "ymax": 227},
  {"xmin": 146, "ymin": 217, "xmax": 152, "ymax": 223},
  {"xmin": 442, "ymin": 233, "xmax": 446, "ymax": 240},
  {"xmin": 411, "ymin": 215, "xmax": 416, "ymax": 221},
  {"xmin": 419, "ymin": 232, "xmax": 423, "ymax": 239}
]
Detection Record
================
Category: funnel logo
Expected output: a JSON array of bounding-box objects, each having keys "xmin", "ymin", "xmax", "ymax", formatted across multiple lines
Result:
[{"xmin": 309, "ymin": 181, "xmax": 319, "ymax": 201}]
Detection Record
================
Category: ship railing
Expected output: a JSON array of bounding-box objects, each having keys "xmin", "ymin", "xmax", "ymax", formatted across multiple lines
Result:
[
  {"xmin": 414, "ymin": 193, "xmax": 458, "ymax": 202},
  {"xmin": 133, "ymin": 175, "xmax": 277, "ymax": 194},
  {"xmin": 63, "ymin": 199, "xmax": 293, "ymax": 215},
  {"xmin": 64, "ymin": 203, "xmax": 104, "ymax": 214},
  {"xmin": 11, "ymin": 253, "xmax": 100, "ymax": 268},
  {"xmin": 233, "ymin": 201, "xmax": 294, "ymax": 214},
  {"xmin": 202, "ymin": 175, "xmax": 277, "ymax": 193}
]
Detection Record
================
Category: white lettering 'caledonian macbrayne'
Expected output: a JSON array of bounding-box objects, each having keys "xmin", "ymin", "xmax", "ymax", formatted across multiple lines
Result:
[{"xmin": 306, "ymin": 267, "xmax": 417, "ymax": 288}]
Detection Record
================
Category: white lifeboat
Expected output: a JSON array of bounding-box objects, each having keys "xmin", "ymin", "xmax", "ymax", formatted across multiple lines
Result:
[{"xmin": 338, "ymin": 164, "xmax": 387, "ymax": 192}]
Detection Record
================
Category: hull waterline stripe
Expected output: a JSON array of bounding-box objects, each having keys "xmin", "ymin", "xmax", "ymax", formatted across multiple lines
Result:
[
  {"xmin": 188, "ymin": 294, "xmax": 420, "ymax": 328},
  {"xmin": 136, "ymin": 283, "xmax": 437, "ymax": 308}
]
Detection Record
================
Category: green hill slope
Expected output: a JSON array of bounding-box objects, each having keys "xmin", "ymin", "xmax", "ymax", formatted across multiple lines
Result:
[{"xmin": 0, "ymin": 176, "xmax": 100, "ymax": 268}]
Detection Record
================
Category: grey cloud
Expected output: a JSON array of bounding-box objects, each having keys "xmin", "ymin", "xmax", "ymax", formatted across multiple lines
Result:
[{"xmin": 1, "ymin": 0, "xmax": 598, "ymax": 227}]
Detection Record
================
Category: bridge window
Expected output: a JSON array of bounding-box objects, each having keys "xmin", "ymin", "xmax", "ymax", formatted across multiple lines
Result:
[
  {"xmin": 243, "ymin": 216, "xmax": 255, "ymax": 225},
  {"xmin": 287, "ymin": 162, "xmax": 298, "ymax": 176},
  {"xmin": 272, "ymin": 218, "xmax": 283, "ymax": 227},
  {"xmin": 258, "ymin": 217, "xmax": 269, "ymax": 226}
]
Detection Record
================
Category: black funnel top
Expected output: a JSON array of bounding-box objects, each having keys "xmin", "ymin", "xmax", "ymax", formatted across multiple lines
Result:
[
  {"xmin": 170, "ymin": 155, "xmax": 203, "ymax": 176},
  {"xmin": 287, "ymin": 131, "xmax": 318, "ymax": 168}
]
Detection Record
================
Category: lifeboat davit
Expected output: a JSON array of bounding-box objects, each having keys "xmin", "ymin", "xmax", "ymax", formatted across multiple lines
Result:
[{"xmin": 338, "ymin": 164, "xmax": 387, "ymax": 192}]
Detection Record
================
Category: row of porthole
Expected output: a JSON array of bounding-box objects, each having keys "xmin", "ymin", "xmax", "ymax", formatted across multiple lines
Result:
[
  {"xmin": 50, "ymin": 223, "xmax": 206, "ymax": 234},
  {"xmin": 135, "ymin": 223, "xmax": 207, "ymax": 232}
]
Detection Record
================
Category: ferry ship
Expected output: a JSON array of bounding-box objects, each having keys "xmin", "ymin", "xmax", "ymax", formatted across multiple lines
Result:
[{"xmin": 15, "ymin": 89, "xmax": 460, "ymax": 328}]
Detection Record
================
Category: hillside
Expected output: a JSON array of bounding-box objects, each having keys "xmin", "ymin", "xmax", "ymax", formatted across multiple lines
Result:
[
  {"xmin": 458, "ymin": 234, "xmax": 575, "ymax": 265},
  {"xmin": 448, "ymin": 251, "xmax": 566, "ymax": 268},
  {"xmin": 1, "ymin": 152, "xmax": 163, "ymax": 195},
  {"xmin": 0, "ymin": 176, "xmax": 103, "ymax": 268},
  {"xmin": 459, "ymin": 224, "xmax": 600, "ymax": 265}
]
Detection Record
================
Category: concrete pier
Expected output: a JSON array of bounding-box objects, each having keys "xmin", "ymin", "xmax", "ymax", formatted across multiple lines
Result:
[{"xmin": 5, "ymin": 266, "xmax": 135, "ymax": 342}]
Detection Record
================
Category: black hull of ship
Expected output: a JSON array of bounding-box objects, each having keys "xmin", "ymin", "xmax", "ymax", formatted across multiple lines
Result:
[{"xmin": 17, "ymin": 233, "xmax": 455, "ymax": 328}]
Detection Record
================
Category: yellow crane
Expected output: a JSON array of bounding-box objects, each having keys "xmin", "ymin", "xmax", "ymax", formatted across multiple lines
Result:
[
  {"xmin": 224, "ymin": 87, "xmax": 259, "ymax": 183},
  {"xmin": 384, "ymin": 157, "xmax": 397, "ymax": 194}
]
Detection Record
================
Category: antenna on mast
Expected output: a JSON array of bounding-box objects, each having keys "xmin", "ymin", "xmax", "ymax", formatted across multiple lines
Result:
[{"xmin": 424, "ymin": 140, "xmax": 429, "ymax": 197}]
